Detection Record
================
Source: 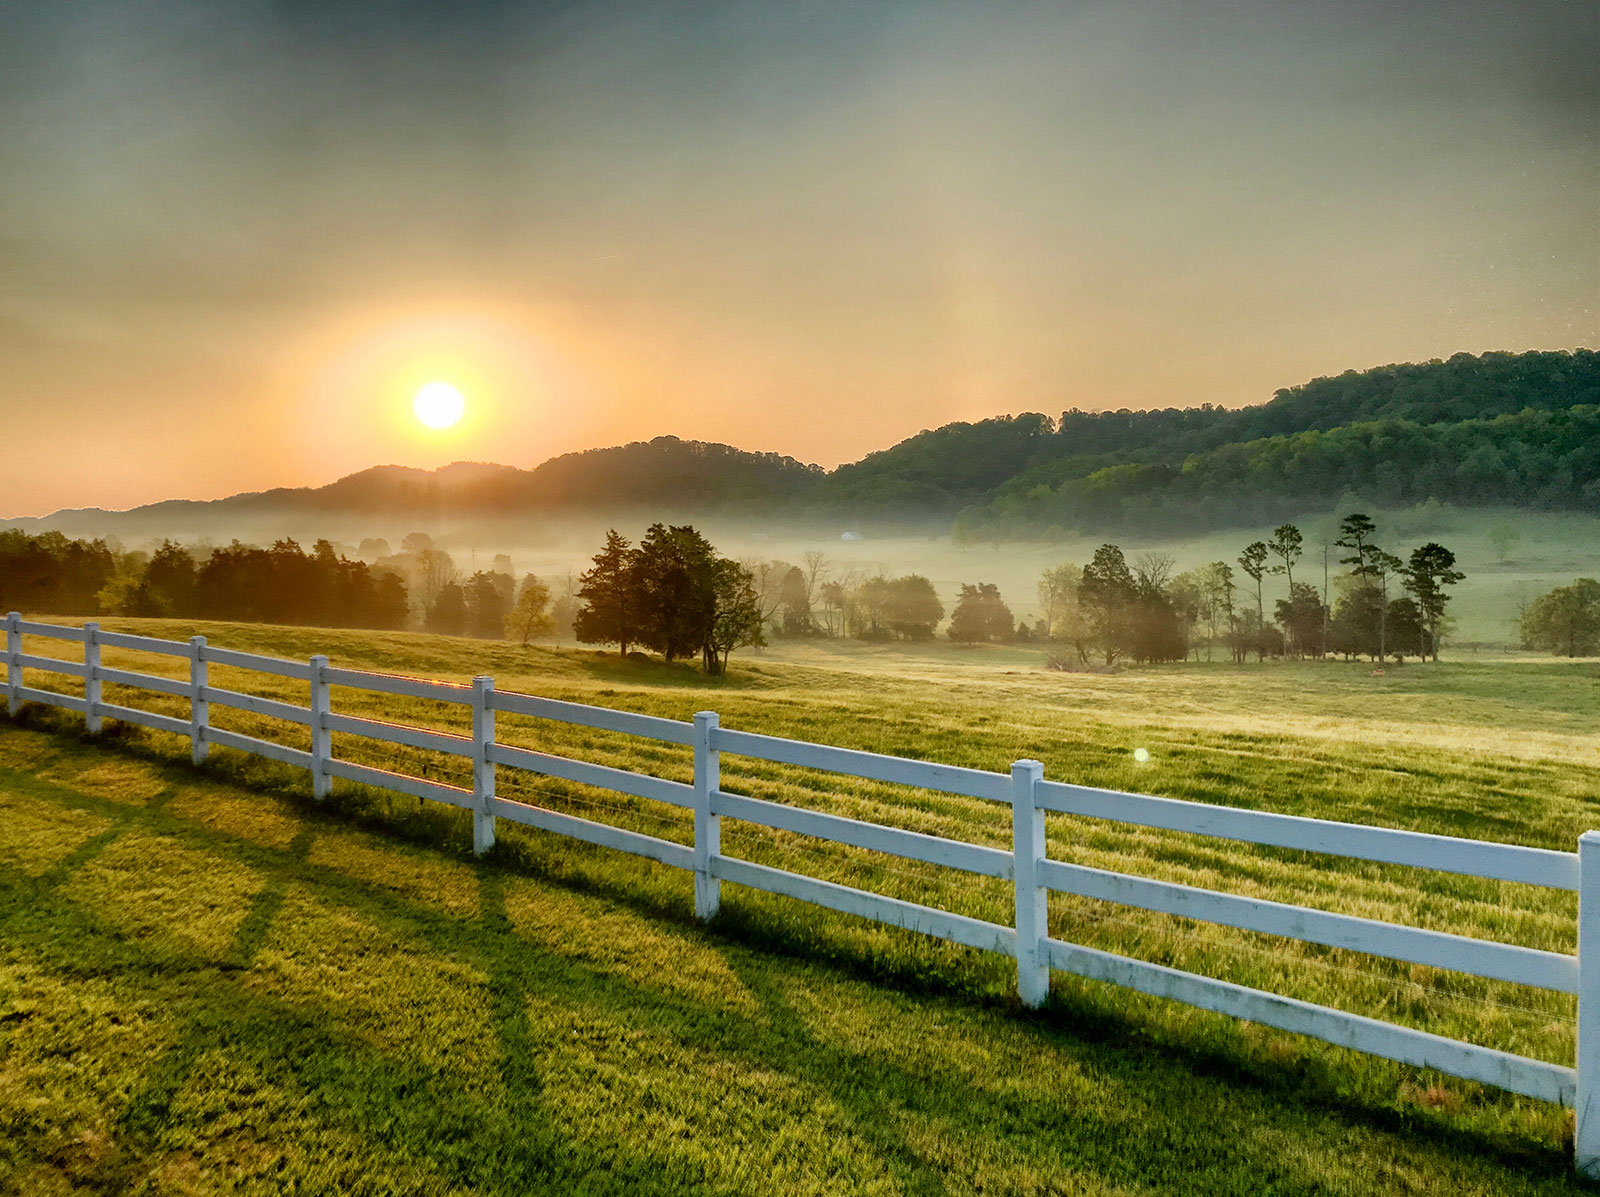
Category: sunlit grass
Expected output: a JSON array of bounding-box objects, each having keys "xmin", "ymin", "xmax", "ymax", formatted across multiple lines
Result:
[{"xmin": 2, "ymin": 615, "xmax": 1597, "ymax": 1192}]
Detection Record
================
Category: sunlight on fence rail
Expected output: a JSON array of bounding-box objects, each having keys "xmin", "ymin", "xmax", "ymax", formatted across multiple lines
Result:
[{"xmin": 5, "ymin": 611, "xmax": 1598, "ymax": 1175}]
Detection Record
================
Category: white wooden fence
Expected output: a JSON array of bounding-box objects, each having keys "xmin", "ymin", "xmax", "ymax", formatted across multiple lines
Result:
[{"xmin": 5, "ymin": 612, "xmax": 1598, "ymax": 1174}]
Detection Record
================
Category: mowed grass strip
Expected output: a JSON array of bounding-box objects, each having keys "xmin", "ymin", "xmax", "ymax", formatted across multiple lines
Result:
[{"xmin": 1, "ymin": 616, "xmax": 1597, "ymax": 1192}]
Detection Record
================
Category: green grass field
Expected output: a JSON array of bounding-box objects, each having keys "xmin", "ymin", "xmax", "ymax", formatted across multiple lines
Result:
[{"xmin": 3, "ymin": 619, "xmax": 1598, "ymax": 1194}]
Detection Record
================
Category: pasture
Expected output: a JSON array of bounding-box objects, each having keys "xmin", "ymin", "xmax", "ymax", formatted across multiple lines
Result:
[{"xmin": 2, "ymin": 618, "xmax": 1598, "ymax": 1194}]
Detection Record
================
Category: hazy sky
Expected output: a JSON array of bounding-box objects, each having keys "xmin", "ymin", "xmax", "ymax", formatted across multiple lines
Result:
[{"xmin": 2, "ymin": 0, "xmax": 1595, "ymax": 516}]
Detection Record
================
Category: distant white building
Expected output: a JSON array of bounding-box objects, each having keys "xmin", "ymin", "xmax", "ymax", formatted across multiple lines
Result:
[{"xmin": 840, "ymin": 530, "xmax": 863, "ymax": 542}]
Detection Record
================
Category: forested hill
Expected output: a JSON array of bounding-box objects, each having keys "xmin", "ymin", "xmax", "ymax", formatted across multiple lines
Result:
[
  {"xmin": 814, "ymin": 349, "xmax": 1600, "ymax": 534},
  {"xmin": 7, "ymin": 349, "xmax": 1596, "ymax": 537},
  {"xmin": 8, "ymin": 438, "xmax": 825, "ymax": 534}
]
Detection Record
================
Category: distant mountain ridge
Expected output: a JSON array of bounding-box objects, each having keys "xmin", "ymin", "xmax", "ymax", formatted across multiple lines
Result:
[{"xmin": 7, "ymin": 349, "xmax": 1597, "ymax": 538}]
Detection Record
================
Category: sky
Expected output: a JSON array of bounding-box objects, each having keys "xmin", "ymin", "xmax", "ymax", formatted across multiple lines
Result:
[{"xmin": 1, "ymin": 0, "xmax": 1596, "ymax": 517}]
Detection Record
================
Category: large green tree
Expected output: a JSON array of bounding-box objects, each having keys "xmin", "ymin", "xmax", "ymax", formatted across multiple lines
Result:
[
  {"xmin": 574, "ymin": 530, "xmax": 642, "ymax": 655},
  {"xmin": 703, "ymin": 557, "xmax": 765, "ymax": 675},
  {"xmin": 949, "ymin": 583, "xmax": 1014, "ymax": 644},
  {"xmin": 1522, "ymin": 579, "xmax": 1600, "ymax": 657},
  {"xmin": 1081, "ymin": 545, "xmax": 1138, "ymax": 665},
  {"xmin": 634, "ymin": 524, "xmax": 718, "ymax": 662},
  {"xmin": 1402, "ymin": 543, "xmax": 1465, "ymax": 660}
]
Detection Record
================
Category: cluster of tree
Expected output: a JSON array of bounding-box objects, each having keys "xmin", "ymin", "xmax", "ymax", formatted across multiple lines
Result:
[
  {"xmin": 738, "ymin": 555, "xmax": 947, "ymax": 642},
  {"xmin": 0, "ymin": 530, "xmax": 413, "ymax": 628},
  {"xmin": 574, "ymin": 526, "xmax": 764, "ymax": 674},
  {"xmin": 349, "ymin": 532, "xmax": 566, "ymax": 644},
  {"xmin": 0, "ymin": 527, "xmax": 570, "ymax": 644},
  {"xmin": 1521, "ymin": 580, "xmax": 1600, "ymax": 657},
  {"xmin": 1029, "ymin": 516, "xmax": 1464, "ymax": 666},
  {"xmin": 0, "ymin": 530, "xmax": 114, "ymax": 614},
  {"xmin": 948, "ymin": 584, "xmax": 1014, "ymax": 643},
  {"xmin": 112, "ymin": 539, "xmax": 412, "ymax": 628}
]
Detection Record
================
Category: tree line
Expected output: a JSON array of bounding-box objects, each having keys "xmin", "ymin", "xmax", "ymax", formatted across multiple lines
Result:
[
  {"xmin": 1028, "ymin": 517, "xmax": 1464, "ymax": 666},
  {"xmin": 0, "ymin": 528, "xmax": 569, "ymax": 643},
  {"xmin": 0, "ymin": 515, "xmax": 1502, "ymax": 666}
]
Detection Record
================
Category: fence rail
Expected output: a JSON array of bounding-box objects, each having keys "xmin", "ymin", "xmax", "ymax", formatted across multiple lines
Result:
[{"xmin": 4, "ymin": 612, "xmax": 1598, "ymax": 1175}]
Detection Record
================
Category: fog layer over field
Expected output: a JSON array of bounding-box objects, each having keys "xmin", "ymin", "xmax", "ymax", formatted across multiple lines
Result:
[{"xmin": 29, "ymin": 501, "xmax": 1598, "ymax": 648}]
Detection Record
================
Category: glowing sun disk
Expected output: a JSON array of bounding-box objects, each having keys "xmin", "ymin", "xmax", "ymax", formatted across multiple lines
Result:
[{"xmin": 413, "ymin": 381, "xmax": 465, "ymax": 429}]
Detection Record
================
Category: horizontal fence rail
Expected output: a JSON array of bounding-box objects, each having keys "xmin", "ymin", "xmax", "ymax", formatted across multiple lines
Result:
[{"xmin": 3, "ymin": 613, "xmax": 1598, "ymax": 1175}]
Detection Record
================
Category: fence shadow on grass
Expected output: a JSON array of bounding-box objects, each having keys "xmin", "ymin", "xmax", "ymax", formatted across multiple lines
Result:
[{"xmin": 0, "ymin": 710, "xmax": 1587, "ymax": 1192}]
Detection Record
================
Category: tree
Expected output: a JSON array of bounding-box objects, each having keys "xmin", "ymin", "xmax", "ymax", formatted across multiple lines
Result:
[
  {"xmin": 745, "ymin": 558, "xmax": 795, "ymax": 634},
  {"xmin": 1488, "ymin": 523, "xmax": 1520, "ymax": 564},
  {"xmin": 819, "ymin": 579, "xmax": 847, "ymax": 637},
  {"xmin": 1126, "ymin": 555, "xmax": 1186, "ymax": 663},
  {"xmin": 801, "ymin": 551, "xmax": 830, "ymax": 625},
  {"xmin": 1267, "ymin": 524, "xmax": 1303, "ymax": 652},
  {"xmin": 96, "ymin": 553, "xmax": 161, "ymax": 617},
  {"xmin": 144, "ymin": 540, "xmax": 197, "ymax": 616},
  {"xmin": 1521, "ymin": 579, "xmax": 1600, "ymax": 656},
  {"xmin": 1274, "ymin": 582, "xmax": 1328, "ymax": 659},
  {"xmin": 1037, "ymin": 563, "xmax": 1079, "ymax": 638},
  {"xmin": 1237, "ymin": 542, "xmax": 1269, "ymax": 661},
  {"xmin": 1368, "ymin": 549, "xmax": 1404, "ymax": 662},
  {"xmin": 371, "ymin": 571, "xmax": 411, "ymax": 630},
  {"xmin": 425, "ymin": 582, "xmax": 467, "ymax": 636},
  {"xmin": 464, "ymin": 571, "xmax": 512, "ymax": 639},
  {"xmin": 1168, "ymin": 570, "xmax": 1206, "ymax": 660},
  {"xmin": 1132, "ymin": 552, "xmax": 1175, "ymax": 595},
  {"xmin": 1081, "ymin": 544, "xmax": 1138, "ymax": 665},
  {"xmin": 1329, "ymin": 575, "xmax": 1382, "ymax": 660},
  {"xmin": 504, "ymin": 574, "xmax": 555, "ymax": 646},
  {"xmin": 1335, "ymin": 513, "xmax": 1389, "ymax": 659},
  {"xmin": 414, "ymin": 548, "xmax": 459, "ymax": 617},
  {"xmin": 1402, "ymin": 543, "xmax": 1464, "ymax": 661},
  {"xmin": 550, "ymin": 570, "xmax": 580, "ymax": 638},
  {"xmin": 1385, "ymin": 597, "xmax": 1425, "ymax": 662},
  {"xmin": 1200, "ymin": 562, "xmax": 1235, "ymax": 661},
  {"xmin": 855, "ymin": 575, "xmax": 892, "ymax": 639},
  {"xmin": 575, "ymin": 530, "xmax": 642, "ymax": 655},
  {"xmin": 776, "ymin": 566, "xmax": 813, "ymax": 635},
  {"xmin": 1267, "ymin": 524, "xmax": 1303, "ymax": 590},
  {"xmin": 948, "ymin": 583, "xmax": 1014, "ymax": 643},
  {"xmin": 703, "ymin": 558, "xmax": 765, "ymax": 674},
  {"xmin": 635, "ymin": 524, "xmax": 718, "ymax": 662},
  {"xmin": 884, "ymin": 575, "xmax": 945, "ymax": 640}
]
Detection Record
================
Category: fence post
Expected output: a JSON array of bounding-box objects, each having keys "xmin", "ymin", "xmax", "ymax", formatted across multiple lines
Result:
[
  {"xmin": 1577, "ymin": 831, "xmax": 1600, "ymax": 1177},
  {"xmin": 693, "ymin": 710, "xmax": 721, "ymax": 920},
  {"xmin": 82, "ymin": 622, "xmax": 102, "ymax": 734},
  {"xmin": 6, "ymin": 612, "xmax": 20, "ymax": 717},
  {"xmin": 309, "ymin": 654, "xmax": 331, "ymax": 799},
  {"xmin": 189, "ymin": 636, "xmax": 208, "ymax": 765},
  {"xmin": 1012, "ymin": 758, "xmax": 1049, "ymax": 1009},
  {"xmin": 472, "ymin": 675, "xmax": 496, "ymax": 856}
]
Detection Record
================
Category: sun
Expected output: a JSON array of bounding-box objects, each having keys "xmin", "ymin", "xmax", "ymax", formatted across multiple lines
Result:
[{"xmin": 413, "ymin": 381, "xmax": 465, "ymax": 429}]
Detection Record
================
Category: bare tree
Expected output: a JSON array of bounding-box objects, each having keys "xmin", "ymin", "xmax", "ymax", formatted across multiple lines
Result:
[
  {"xmin": 1133, "ymin": 551, "xmax": 1175, "ymax": 594},
  {"xmin": 801, "ymin": 550, "xmax": 830, "ymax": 614},
  {"xmin": 414, "ymin": 548, "xmax": 459, "ymax": 614}
]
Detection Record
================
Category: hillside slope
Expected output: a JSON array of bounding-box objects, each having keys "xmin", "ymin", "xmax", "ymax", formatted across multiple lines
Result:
[{"xmin": 821, "ymin": 349, "xmax": 1600, "ymax": 532}]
